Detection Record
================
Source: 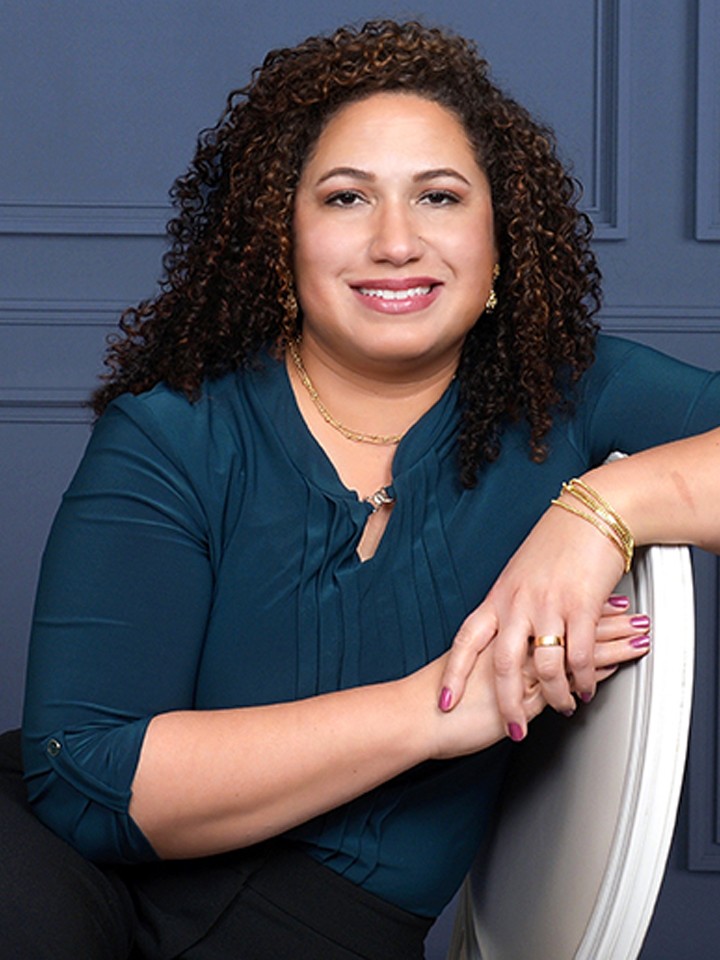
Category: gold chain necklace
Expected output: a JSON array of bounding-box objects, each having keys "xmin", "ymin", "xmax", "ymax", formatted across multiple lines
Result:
[{"xmin": 287, "ymin": 339, "xmax": 403, "ymax": 446}]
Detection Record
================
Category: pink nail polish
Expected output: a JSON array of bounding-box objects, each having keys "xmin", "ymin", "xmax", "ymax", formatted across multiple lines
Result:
[
  {"xmin": 579, "ymin": 692, "xmax": 593, "ymax": 703},
  {"xmin": 508, "ymin": 723, "xmax": 525, "ymax": 742},
  {"xmin": 439, "ymin": 687, "xmax": 453, "ymax": 712},
  {"xmin": 630, "ymin": 614, "xmax": 651, "ymax": 630},
  {"xmin": 562, "ymin": 709, "xmax": 575, "ymax": 718},
  {"xmin": 630, "ymin": 635, "xmax": 652, "ymax": 649},
  {"xmin": 609, "ymin": 595, "xmax": 629, "ymax": 608}
]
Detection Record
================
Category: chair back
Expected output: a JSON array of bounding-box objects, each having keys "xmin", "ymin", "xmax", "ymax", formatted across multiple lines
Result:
[{"xmin": 448, "ymin": 542, "xmax": 695, "ymax": 960}]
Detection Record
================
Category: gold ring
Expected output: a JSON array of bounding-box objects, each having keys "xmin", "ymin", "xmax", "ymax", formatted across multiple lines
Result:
[{"xmin": 533, "ymin": 634, "xmax": 565, "ymax": 649}]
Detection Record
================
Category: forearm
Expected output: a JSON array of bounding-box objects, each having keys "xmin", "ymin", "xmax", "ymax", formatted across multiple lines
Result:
[
  {"xmin": 130, "ymin": 673, "xmax": 437, "ymax": 859},
  {"xmin": 581, "ymin": 426, "xmax": 720, "ymax": 553}
]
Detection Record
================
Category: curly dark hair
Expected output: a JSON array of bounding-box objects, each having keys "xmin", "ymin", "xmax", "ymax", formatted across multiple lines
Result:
[{"xmin": 92, "ymin": 18, "xmax": 601, "ymax": 486}]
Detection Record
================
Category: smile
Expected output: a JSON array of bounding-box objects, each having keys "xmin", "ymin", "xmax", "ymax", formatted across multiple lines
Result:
[
  {"xmin": 357, "ymin": 286, "xmax": 432, "ymax": 300},
  {"xmin": 350, "ymin": 281, "xmax": 442, "ymax": 315}
]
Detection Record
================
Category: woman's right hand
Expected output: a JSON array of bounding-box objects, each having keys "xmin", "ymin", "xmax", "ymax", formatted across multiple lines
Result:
[
  {"xmin": 419, "ymin": 607, "xmax": 651, "ymax": 762},
  {"xmin": 129, "ymin": 604, "xmax": 647, "ymax": 859}
]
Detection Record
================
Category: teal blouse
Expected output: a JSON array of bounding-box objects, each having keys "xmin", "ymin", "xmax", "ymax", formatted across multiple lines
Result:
[{"xmin": 22, "ymin": 335, "xmax": 720, "ymax": 917}]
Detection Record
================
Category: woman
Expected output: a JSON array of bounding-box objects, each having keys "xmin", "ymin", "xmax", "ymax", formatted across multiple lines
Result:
[{"xmin": 11, "ymin": 18, "xmax": 720, "ymax": 960}]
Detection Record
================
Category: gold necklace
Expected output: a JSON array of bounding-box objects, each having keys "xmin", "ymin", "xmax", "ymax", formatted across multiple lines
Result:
[{"xmin": 287, "ymin": 339, "xmax": 403, "ymax": 446}]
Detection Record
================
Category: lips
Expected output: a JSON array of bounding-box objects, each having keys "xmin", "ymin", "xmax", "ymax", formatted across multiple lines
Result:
[{"xmin": 350, "ymin": 278, "xmax": 442, "ymax": 314}]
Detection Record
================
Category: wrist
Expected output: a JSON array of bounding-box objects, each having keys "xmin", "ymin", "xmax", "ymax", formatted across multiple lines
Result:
[
  {"xmin": 553, "ymin": 471, "xmax": 634, "ymax": 572},
  {"xmin": 395, "ymin": 662, "xmax": 445, "ymax": 764}
]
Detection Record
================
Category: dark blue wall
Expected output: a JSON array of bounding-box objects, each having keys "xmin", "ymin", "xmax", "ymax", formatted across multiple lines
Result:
[{"xmin": 2, "ymin": 2, "xmax": 719, "ymax": 956}]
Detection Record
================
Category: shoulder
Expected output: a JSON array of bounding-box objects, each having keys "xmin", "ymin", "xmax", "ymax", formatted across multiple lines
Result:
[
  {"xmin": 584, "ymin": 334, "xmax": 654, "ymax": 383},
  {"xmin": 72, "ymin": 372, "xmax": 254, "ymax": 511},
  {"xmin": 566, "ymin": 333, "xmax": 720, "ymax": 460},
  {"xmin": 581, "ymin": 333, "xmax": 717, "ymax": 400},
  {"xmin": 109, "ymin": 370, "xmax": 243, "ymax": 442},
  {"xmin": 89, "ymin": 354, "xmax": 288, "ymax": 500},
  {"xmin": 98, "ymin": 361, "xmax": 277, "ymax": 470}
]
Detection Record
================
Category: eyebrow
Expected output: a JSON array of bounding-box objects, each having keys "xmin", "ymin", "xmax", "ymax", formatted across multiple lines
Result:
[
  {"xmin": 415, "ymin": 168, "xmax": 472, "ymax": 186},
  {"xmin": 315, "ymin": 166, "xmax": 472, "ymax": 186},
  {"xmin": 316, "ymin": 166, "xmax": 374, "ymax": 185}
]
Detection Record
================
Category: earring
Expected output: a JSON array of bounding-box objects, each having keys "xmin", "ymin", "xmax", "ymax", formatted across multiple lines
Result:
[{"xmin": 484, "ymin": 264, "xmax": 500, "ymax": 313}]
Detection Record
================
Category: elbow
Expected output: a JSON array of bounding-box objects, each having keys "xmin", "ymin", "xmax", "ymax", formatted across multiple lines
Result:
[
  {"xmin": 22, "ymin": 727, "xmax": 158, "ymax": 864},
  {"xmin": 26, "ymin": 769, "xmax": 158, "ymax": 864}
]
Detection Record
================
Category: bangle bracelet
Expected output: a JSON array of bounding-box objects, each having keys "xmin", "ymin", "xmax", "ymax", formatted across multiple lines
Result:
[
  {"xmin": 551, "ymin": 478, "xmax": 634, "ymax": 573},
  {"xmin": 562, "ymin": 479, "xmax": 634, "ymax": 555}
]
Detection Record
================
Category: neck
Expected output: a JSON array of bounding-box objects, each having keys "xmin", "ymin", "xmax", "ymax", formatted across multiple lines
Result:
[{"xmin": 287, "ymin": 335, "xmax": 459, "ymax": 443}]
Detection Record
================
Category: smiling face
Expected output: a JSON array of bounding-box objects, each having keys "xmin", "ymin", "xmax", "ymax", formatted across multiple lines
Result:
[{"xmin": 292, "ymin": 92, "xmax": 497, "ymax": 378}]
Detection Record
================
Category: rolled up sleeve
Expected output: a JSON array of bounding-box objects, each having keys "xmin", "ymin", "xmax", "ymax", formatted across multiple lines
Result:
[{"xmin": 22, "ymin": 395, "xmax": 217, "ymax": 863}]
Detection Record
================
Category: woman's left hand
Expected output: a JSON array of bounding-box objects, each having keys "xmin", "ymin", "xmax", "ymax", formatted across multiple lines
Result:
[{"xmin": 438, "ymin": 500, "xmax": 630, "ymax": 739}]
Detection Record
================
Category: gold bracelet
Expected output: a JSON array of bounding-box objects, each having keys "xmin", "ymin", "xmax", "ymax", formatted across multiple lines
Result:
[
  {"xmin": 562, "ymin": 479, "xmax": 634, "ymax": 556},
  {"xmin": 551, "ymin": 478, "xmax": 634, "ymax": 573},
  {"xmin": 550, "ymin": 499, "xmax": 632, "ymax": 571},
  {"xmin": 554, "ymin": 479, "xmax": 634, "ymax": 571}
]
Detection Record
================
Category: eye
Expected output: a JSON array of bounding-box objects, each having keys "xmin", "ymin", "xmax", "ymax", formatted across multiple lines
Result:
[
  {"xmin": 420, "ymin": 190, "xmax": 461, "ymax": 206},
  {"xmin": 325, "ymin": 190, "xmax": 366, "ymax": 207}
]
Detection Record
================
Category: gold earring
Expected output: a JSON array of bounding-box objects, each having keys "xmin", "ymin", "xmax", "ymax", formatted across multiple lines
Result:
[{"xmin": 484, "ymin": 264, "xmax": 500, "ymax": 313}]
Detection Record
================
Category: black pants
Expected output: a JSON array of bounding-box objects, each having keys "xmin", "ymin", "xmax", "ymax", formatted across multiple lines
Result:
[{"xmin": 0, "ymin": 730, "xmax": 432, "ymax": 959}]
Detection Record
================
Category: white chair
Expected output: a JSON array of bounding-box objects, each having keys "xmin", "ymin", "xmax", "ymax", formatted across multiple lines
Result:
[{"xmin": 448, "ymin": 542, "xmax": 695, "ymax": 960}]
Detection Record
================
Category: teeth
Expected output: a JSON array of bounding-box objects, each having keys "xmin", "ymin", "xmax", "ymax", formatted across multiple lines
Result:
[{"xmin": 358, "ymin": 286, "xmax": 431, "ymax": 300}]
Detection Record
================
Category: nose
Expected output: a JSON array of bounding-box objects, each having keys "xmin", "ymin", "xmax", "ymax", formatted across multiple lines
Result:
[{"xmin": 368, "ymin": 201, "xmax": 424, "ymax": 265}]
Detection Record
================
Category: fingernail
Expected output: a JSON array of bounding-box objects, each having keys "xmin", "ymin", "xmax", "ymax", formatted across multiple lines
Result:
[
  {"xmin": 609, "ymin": 595, "xmax": 629, "ymax": 608},
  {"xmin": 579, "ymin": 692, "xmax": 593, "ymax": 703},
  {"xmin": 630, "ymin": 635, "xmax": 652, "ymax": 649},
  {"xmin": 508, "ymin": 723, "xmax": 525, "ymax": 742},
  {"xmin": 562, "ymin": 709, "xmax": 575, "ymax": 718},
  {"xmin": 630, "ymin": 615, "xmax": 651, "ymax": 630},
  {"xmin": 439, "ymin": 687, "xmax": 453, "ymax": 712}
]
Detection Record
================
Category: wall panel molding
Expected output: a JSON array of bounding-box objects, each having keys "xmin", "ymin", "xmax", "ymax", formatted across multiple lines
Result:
[
  {"xmin": 0, "ymin": 2, "xmax": 630, "ymax": 240},
  {"xmin": 695, "ymin": 0, "xmax": 720, "ymax": 241},
  {"xmin": 599, "ymin": 305, "xmax": 720, "ymax": 333},
  {"xmin": 3, "ymin": 301, "xmax": 719, "ymax": 415},
  {"xmin": 0, "ymin": 202, "xmax": 168, "ymax": 237},
  {"xmin": 0, "ymin": 395, "xmax": 92, "ymax": 423},
  {"xmin": 586, "ymin": 0, "xmax": 630, "ymax": 240},
  {"xmin": 601, "ymin": 303, "xmax": 720, "ymax": 872},
  {"xmin": 0, "ymin": 299, "xmax": 118, "ymax": 419},
  {"xmin": 688, "ymin": 552, "xmax": 720, "ymax": 869},
  {"xmin": 0, "ymin": 298, "xmax": 126, "ymax": 326}
]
